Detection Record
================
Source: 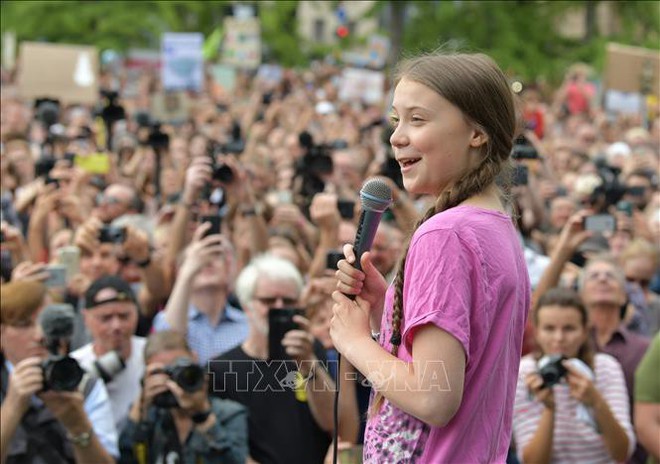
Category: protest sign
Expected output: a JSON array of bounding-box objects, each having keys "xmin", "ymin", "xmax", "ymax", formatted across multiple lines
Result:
[
  {"xmin": 604, "ymin": 43, "xmax": 659, "ymax": 95},
  {"xmin": 338, "ymin": 67, "xmax": 384, "ymax": 105},
  {"xmin": 122, "ymin": 48, "xmax": 160, "ymax": 99},
  {"xmin": 222, "ymin": 17, "xmax": 261, "ymax": 69},
  {"xmin": 161, "ymin": 33, "xmax": 204, "ymax": 92},
  {"xmin": 150, "ymin": 91, "xmax": 191, "ymax": 125},
  {"xmin": 18, "ymin": 42, "xmax": 99, "ymax": 104}
]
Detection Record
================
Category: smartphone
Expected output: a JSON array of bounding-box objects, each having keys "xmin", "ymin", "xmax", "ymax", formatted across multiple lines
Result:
[
  {"xmin": 583, "ymin": 214, "xmax": 617, "ymax": 233},
  {"xmin": 45, "ymin": 265, "xmax": 67, "ymax": 288},
  {"xmin": 201, "ymin": 215, "xmax": 222, "ymax": 237},
  {"xmin": 326, "ymin": 250, "xmax": 344, "ymax": 270},
  {"xmin": 57, "ymin": 246, "xmax": 80, "ymax": 281},
  {"xmin": 268, "ymin": 308, "xmax": 304, "ymax": 361},
  {"xmin": 337, "ymin": 199, "xmax": 356, "ymax": 220},
  {"xmin": 74, "ymin": 153, "xmax": 110, "ymax": 174},
  {"xmin": 616, "ymin": 200, "xmax": 634, "ymax": 217},
  {"xmin": 512, "ymin": 164, "xmax": 529, "ymax": 186}
]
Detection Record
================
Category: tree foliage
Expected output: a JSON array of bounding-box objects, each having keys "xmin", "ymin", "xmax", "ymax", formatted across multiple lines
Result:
[{"xmin": 1, "ymin": 0, "xmax": 657, "ymax": 83}]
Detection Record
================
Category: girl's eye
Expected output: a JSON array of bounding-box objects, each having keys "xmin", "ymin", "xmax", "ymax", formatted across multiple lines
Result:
[{"xmin": 389, "ymin": 117, "xmax": 399, "ymax": 127}]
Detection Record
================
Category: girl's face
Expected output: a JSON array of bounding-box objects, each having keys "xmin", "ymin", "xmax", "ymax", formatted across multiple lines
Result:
[
  {"xmin": 535, "ymin": 305, "xmax": 588, "ymax": 359},
  {"xmin": 389, "ymin": 78, "xmax": 485, "ymax": 196}
]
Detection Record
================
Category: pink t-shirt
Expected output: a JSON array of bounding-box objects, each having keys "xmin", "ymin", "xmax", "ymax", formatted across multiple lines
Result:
[{"xmin": 364, "ymin": 205, "xmax": 530, "ymax": 463}]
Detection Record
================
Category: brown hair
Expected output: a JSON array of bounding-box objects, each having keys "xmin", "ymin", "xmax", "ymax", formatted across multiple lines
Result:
[
  {"xmin": 143, "ymin": 330, "xmax": 192, "ymax": 362},
  {"xmin": 534, "ymin": 287, "xmax": 594, "ymax": 368},
  {"xmin": 374, "ymin": 52, "xmax": 516, "ymax": 414},
  {"xmin": 0, "ymin": 281, "xmax": 47, "ymax": 326}
]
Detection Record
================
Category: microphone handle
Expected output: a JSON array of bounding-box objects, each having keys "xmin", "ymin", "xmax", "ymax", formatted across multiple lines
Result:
[{"xmin": 352, "ymin": 209, "xmax": 383, "ymax": 272}]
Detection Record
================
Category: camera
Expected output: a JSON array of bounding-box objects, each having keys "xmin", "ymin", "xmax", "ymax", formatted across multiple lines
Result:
[
  {"xmin": 41, "ymin": 356, "xmax": 85, "ymax": 391},
  {"xmin": 538, "ymin": 354, "xmax": 568, "ymax": 389},
  {"xmin": 99, "ymin": 225, "xmax": 126, "ymax": 244},
  {"xmin": 511, "ymin": 135, "xmax": 540, "ymax": 160},
  {"xmin": 89, "ymin": 350, "xmax": 126, "ymax": 383},
  {"xmin": 152, "ymin": 358, "xmax": 206, "ymax": 409},
  {"xmin": 39, "ymin": 304, "xmax": 85, "ymax": 391}
]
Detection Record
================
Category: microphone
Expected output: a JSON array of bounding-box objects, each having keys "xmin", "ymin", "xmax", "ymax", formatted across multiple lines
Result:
[
  {"xmin": 352, "ymin": 178, "xmax": 393, "ymax": 272},
  {"xmin": 38, "ymin": 304, "xmax": 75, "ymax": 352}
]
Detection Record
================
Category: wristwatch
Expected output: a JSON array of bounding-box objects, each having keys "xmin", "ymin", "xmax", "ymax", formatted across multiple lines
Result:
[{"xmin": 67, "ymin": 429, "xmax": 93, "ymax": 447}]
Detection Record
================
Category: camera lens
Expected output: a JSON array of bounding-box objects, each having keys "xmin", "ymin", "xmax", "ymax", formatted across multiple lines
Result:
[
  {"xmin": 173, "ymin": 364, "xmax": 205, "ymax": 393},
  {"xmin": 43, "ymin": 356, "xmax": 85, "ymax": 391},
  {"xmin": 538, "ymin": 355, "xmax": 567, "ymax": 389},
  {"xmin": 213, "ymin": 164, "xmax": 234, "ymax": 183}
]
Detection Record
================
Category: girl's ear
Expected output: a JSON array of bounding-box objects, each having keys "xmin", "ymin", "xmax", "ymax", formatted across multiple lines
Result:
[{"xmin": 470, "ymin": 128, "xmax": 489, "ymax": 148}]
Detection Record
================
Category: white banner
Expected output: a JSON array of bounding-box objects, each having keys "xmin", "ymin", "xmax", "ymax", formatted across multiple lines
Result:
[{"xmin": 161, "ymin": 33, "xmax": 204, "ymax": 92}]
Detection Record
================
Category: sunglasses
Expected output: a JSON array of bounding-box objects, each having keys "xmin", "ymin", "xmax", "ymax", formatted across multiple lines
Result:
[{"xmin": 253, "ymin": 296, "xmax": 298, "ymax": 307}]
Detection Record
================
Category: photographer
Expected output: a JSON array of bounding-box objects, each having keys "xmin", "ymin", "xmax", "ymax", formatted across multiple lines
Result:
[
  {"xmin": 0, "ymin": 280, "xmax": 118, "ymax": 463},
  {"xmin": 71, "ymin": 275, "xmax": 146, "ymax": 434},
  {"xmin": 513, "ymin": 288, "xmax": 634, "ymax": 463},
  {"xmin": 119, "ymin": 330, "xmax": 248, "ymax": 464}
]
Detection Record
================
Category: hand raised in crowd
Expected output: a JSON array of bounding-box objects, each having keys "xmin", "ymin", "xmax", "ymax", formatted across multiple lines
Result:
[
  {"xmin": 524, "ymin": 372, "xmax": 555, "ymax": 410},
  {"xmin": 135, "ymin": 363, "xmax": 171, "ymax": 413},
  {"xmin": 31, "ymin": 183, "xmax": 62, "ymax": 223},
  {"xmin": 120, "ymin": 225, "xmax": 151, "ymax": 264},
  {"xmin": 74, "ymin": 217, "xmax": 104, "ymax": 253},
  {"xmin": 182, "ymin": 156, "xmax": 213, "ymax": 205},
  {"xmin": 554, "ymin": 210, "xmax": 594, "ymax": 257},
  {"xmin": 3, "ymin": 357, "xmax": 44, "ymax": 416},
  {"xmin": 57, "ymin": 193, "xmax": 86, "ymax": 226},
  {"xmin": 0, "ymin": 221, "xmax": 28, "ymax": 260},
  {"xmin": 10, "ymin": 261, "xmax": 49, "ymax": 283},
  {"xmin": 309, "ymin": 192, "xmax": 341, "ymax": 232},
  {"xmin": 178, "ymin": 223, "xmax": 228, "ymax": 280}
]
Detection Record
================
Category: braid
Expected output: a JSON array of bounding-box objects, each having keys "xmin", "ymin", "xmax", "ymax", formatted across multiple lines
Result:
[{"xmin": 369, "ymin": 156, "xmax": 502, "ymax": 418}]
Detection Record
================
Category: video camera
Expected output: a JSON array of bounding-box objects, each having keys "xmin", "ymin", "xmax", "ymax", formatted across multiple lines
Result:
[
  {"xmin": 135, "ymin": 112, "xmax": 170, "ymax": 152},
  {"xmin": 294, "ymin": 131, "xmax": 334, "ymax": 201},
  {"xmin": 588, "ymin": 157, "xmax": 628, "ymax": 211},
  {"xmin": 152, "ymin": 358, "xmax": 206, "ymax": 409}
]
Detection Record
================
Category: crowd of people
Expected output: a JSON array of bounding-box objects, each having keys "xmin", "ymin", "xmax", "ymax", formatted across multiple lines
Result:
[{"xmin": 0, "ymin": 49, "xmax": 658, "ymax": 464}]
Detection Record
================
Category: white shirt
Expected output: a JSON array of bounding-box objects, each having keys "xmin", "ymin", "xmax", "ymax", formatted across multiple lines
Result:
[{"xmin": 72, "ymin": 336, "xmax": 146, "ymax": 433}]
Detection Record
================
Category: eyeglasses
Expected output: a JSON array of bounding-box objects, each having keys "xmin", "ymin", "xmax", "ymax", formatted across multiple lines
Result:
[
  {"xmin": 253, "ymin": 296, "xmax": 298, "ymax": 307},
  {"xmin": 584, "ymin": 270, "xmax": 619, "ymax": 282},
  {"xmin": 96, "ymin": 193, "xmax": 124, "ymax": 206}
]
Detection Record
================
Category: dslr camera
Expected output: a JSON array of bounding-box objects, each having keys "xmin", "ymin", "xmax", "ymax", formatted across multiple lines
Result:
[
  {"xmin": 152, "ymin": 358, "xmax": 206, "ymax": 409},
  {"xmin": 39, "ymin": 304, "xmax": 85, "ymax": 391},
  {"xmin": 538, "ymin": 354, "xmax": 568, "ymax": 389}
]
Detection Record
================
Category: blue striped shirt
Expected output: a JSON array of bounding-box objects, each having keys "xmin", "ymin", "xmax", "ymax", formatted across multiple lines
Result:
[{"xmin": 153, "ymin": 304, "xmax": 249, "ymax": 365}]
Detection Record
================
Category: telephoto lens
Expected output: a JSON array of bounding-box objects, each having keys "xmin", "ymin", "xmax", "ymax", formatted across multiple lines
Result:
[{"xmin": 90, "ymin": 350, "xmax": 126, "ymax": 382}]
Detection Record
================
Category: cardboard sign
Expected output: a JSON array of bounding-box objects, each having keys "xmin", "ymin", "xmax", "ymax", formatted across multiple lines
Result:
[
  {"xmin": 150, "ymin": 91, "xmax": 191, "ymax": 124},
  {"xmin": 18, "ymin": 42, "xmax": 99, "ymax": 104},
  {"xmin": 122, "ymin": 48, "xmax": 161, "ymax": 99},
  {"xmin": 161, "ymin": 33, "xmax": 204, "ymax": 92},
  {"xmin": 338, "ymin": 67, "xmax": 385, "ymax": 105},
  {"xmin": 222, "ymin": 17, "xmax": 261, "ymax": 69},
  {"xmin": 604, "ymin": 43, "xmax": 659, "ymax": 95}
]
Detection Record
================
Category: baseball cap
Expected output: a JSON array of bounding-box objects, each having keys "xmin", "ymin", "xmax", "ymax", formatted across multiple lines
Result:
[{"xmin": 85, "ymin": 275, "xmax": 136, "ymax": 309}]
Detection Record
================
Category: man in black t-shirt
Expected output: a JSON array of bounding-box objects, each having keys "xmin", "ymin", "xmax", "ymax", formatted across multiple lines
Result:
[{"xmin": 208, "ymin": 254, "xmax": 335, "ymax": 464}]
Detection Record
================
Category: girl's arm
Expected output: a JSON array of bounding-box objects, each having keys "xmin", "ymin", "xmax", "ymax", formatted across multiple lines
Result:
[{"xmin": 343, "ymin": 323, "xmax": 465, "ymax": 427}]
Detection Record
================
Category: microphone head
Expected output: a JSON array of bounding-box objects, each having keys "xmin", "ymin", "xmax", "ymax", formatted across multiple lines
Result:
[
  {"xmin": 39, "ymin": 304, "xmax": 75, "ymax": 341},
  {"xmin": 360, "ymin": 178, "xmax": 393, "ymax": 213}
]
